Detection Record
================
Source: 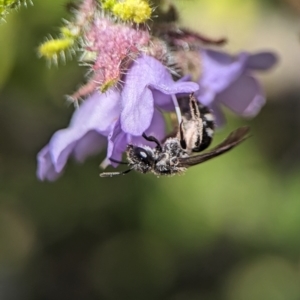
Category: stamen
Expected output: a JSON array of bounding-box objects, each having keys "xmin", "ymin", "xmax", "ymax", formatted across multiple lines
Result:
[
  {"xmin": 99, "ymin": 157, "xmax": 111, "ymax": 169},
  {"xmin": 171, "ymin": 94, "xmax": 182, "ymax": 125}
]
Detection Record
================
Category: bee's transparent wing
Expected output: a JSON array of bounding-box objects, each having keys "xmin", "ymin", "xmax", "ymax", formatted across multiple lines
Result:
[{"xmin": 178, "ymin": 126, "xmax": 250, "ymax": 167}]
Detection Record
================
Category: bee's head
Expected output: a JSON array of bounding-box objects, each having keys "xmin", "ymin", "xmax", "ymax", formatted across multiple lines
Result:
[{"xmin": 126, "ymin": 145, "xmax": 156, "ymax": 174}]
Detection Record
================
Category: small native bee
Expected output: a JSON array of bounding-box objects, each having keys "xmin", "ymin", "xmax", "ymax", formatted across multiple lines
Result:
[{"xmin": 100, "ymin": 94, "xmax": 249, "ymax": 177}]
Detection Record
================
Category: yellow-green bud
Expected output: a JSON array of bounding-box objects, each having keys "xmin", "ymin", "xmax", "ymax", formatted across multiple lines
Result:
[
  {"xmin": 38, "ymin": 38, "xmax": 74, "ymax": 59},
  {"xmin": 112, "ymin": 0, "xmax": 152, "ymax": 23}
]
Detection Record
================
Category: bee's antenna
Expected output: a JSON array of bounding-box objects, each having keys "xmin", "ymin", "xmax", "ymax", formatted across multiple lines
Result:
[{"xmin": 142, "ymin": 133, "xmax": 162, "ymax": 151}]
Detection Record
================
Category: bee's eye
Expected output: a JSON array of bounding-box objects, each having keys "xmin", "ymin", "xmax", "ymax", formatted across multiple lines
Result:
[{"xmin": 134, "ymin": 147, "xmax": 153, "ymax": 165}]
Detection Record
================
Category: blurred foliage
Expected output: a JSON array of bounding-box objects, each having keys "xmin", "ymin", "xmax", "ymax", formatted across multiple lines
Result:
[{"xmin": 1, "ymin": 0, "xmax": 300, "ymax": 299}]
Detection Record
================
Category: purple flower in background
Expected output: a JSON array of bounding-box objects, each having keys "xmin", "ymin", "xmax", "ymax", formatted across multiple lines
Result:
[
  {"xmin": 37, "ymin": 55, "xmax": 199, "ymax": 181},
  {"xmin": 196, "ymin": 49, "xmax": 277, "ymax": 125}
]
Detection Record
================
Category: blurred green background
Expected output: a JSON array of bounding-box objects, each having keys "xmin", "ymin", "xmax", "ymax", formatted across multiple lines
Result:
[{"xmin": 1, "ymin": 0, "xmax": 300, "ymax": 299}]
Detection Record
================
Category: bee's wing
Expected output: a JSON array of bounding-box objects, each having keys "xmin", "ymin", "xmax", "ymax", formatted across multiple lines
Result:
[{"xmin": 178, "ymin": 126, "xmax": 250, "ymax": 167}]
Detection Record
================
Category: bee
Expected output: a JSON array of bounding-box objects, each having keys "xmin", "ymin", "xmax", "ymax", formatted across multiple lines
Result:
[{"xmin": 100, "ymin": 94, "xmax": 249, "ymax": 177}]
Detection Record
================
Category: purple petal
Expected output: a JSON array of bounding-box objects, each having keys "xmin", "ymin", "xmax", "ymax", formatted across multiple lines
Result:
[
  {"xmin": 37, "ymin": 145, "xmax": 62, "ymax": 181},
  {"xmin": 216, "ymin": 75, "xmax": 265, "ymax": 117},
  {"xmin": 197, "ymin": 49, "xmax": 249, "ymax": 105},
  {"xmin": 121, "ymin": 86, "xmax": 154, "ymax": 137},
  {"xmin": 151, "ymin": 90, "xmax": 174, "ymax": 111},
  {"xmin": 70, "ymin": 90, "xmax": 120, "ymax": 132},
  {"xmin": 245, "ymin": 52, "xmax": 278, "ymax": 70},
  {"xmin": 131, "ymin": 108, "xmax": 166, "ymax": 146},
  {"xmin": 151, "ymin": 81, "xmax": 199, "ymax": 110},
  {"xmin": 107, "ymin": 120, "xmax": 128, "ymax": 167},
  {"xmin": 49, "ymin": 136, "xmax": 77, "ymax": 173},
  {"xmin": 120, "ymin": 57, "xmax": 155, "ymax": 136},
  {"xmin": 150, "ymin": 81, "xmax": 199, "ymax": 95},
  {"xmin": 73, "ymin": 131, "xmax": 106, "ymax": 162},
  {"xmin": 121, "ymin": 54, "xmax": 198, "ymax": 136},
  {"xmin": 151, "ymin": 82, "xmax": 199, "ymax": 112}
]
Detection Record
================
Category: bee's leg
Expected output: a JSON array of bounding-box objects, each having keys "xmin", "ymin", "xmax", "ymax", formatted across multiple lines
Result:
[
  {"xmin": 188, "ymin": 94, "xmax": 215, "ymax": 153},
  {"xmin": 189, "ymin": 93, "xmax": 201, "ymax": 120},
  {"xmin": 179, "ymin": 121, "xmax": 187, "ymax": 149},
  {"xmin": 142, "ymin": 133, "xmax": 162, "ymax": 151}
]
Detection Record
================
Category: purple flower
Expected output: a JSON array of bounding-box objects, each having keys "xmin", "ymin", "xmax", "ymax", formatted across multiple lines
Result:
[
  {"xmin": 37, "ymin": 55, "xmax": 199, "ymax": 181},
  {"xmin": 196, "ymin": 49, "xmax": 277, "ymax": 125}
]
